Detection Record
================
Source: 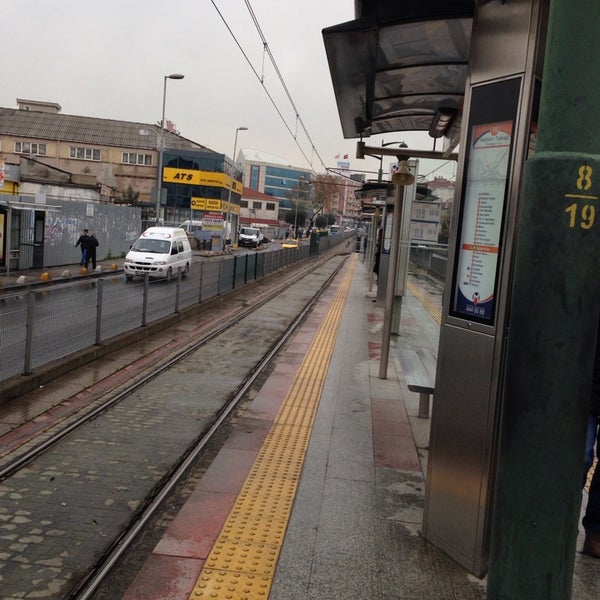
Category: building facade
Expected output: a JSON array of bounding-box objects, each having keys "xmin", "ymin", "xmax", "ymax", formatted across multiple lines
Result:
[
  {"xmin": 0, "ymin": 100, "xmax": 209, "ymax": 207},
  {"xmin": 0, "ymin": 100, "xmax": 248, "ymax": 251},
  {"xmin": 159, "ymin": 148, "xmax": 244, "ymax": 231},
  {"xmin": 239, "ymin": 187, "xmax": 282, "ymax": 239},
  {"xmin": 240, "ymin": 149, "xmax": 314, "ymax": 214}
]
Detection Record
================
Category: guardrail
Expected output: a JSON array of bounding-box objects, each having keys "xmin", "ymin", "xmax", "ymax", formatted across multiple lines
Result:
[
  {"xmin": 0, "ymin": 233, "xmax": 354, "ymax": 387},
  {"xmin": 409, "ymin": 244, "xmax": 448, "ymax": 281}
]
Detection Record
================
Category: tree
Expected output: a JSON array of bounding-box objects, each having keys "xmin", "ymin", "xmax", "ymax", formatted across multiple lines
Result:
[
  {"xmin": 315, "ymin": 214, "xmax": 328, "ymax": 228},
  {"xmin": 314, "ymin": 213, "xmax": 338, "ymax": 228},
  {"xmin": 284, "ymin": 177, "xmax": 312, "ymax": 229},
  {"xmin": 312, "ymin": 173, "xmax": 339, "ymax": 214},
  {"xmin": 114, "ymin": 184, "xmax": 140, "ymax": 206},
  {"xmin": 284, "ymin": 205, "xmax": 308, "ymax": 227}
]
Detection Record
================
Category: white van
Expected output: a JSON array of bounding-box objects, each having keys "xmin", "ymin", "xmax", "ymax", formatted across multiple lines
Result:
[
  {"xmin": 178, "ymin": 220, "xmax": 203, "ymax": 234},
  {"xmin": 238, "ymin": 226, "xmax": 262, "ymax": 248},
  {"xmin": 124, "ymin": 227, "xmax": 192, "ymax": 280}
]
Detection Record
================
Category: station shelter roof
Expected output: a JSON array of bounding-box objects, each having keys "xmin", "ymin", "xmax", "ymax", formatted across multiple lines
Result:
[{"xmin": 322, "ymin": 1, "xmax": 475, "ymax": 148}]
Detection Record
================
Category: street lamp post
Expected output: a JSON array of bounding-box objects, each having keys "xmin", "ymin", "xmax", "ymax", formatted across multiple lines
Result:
[
  {"xmin": 155, "ymin": 73, "xmax": 184, "ymax": 223},
  {"xmin": 225, "ymin": 126, "xmax": 248, "ymax": 245}
]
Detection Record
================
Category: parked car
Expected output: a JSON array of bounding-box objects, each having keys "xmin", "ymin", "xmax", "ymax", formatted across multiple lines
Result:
[
  {"xmin": 124, "ymin": 227, "xmax": 192, "ymax": 280},
  {"xmin": 238, "ymin": 227, "xmax": 262, "ymax": 248}
]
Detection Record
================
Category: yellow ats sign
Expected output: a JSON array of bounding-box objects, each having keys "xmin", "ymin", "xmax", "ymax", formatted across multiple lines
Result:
[{"xmin": 163, "ymin": 168, "xmax": 243, "ymax": 193}]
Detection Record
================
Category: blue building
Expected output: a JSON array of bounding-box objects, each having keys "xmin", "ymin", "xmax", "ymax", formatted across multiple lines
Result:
[{"xmin": 239, "ymin": 149, "xmax": 314, "ymax": 217}]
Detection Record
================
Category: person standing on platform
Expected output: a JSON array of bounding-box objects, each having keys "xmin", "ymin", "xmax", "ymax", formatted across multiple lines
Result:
[
  {"xmin": 85, "ymin": 233, "xmax": 99, "ymax": 270},
  {"xmin": 583, "ymin": 323, "xmax": 600, "ymax": 558},
  {"xmin": 373, "ymin": 240, "xmax": 381, "ymax": 282},
  {"xmin": 75, "ymin": 228, "xmax": 89, "ymax": 266}
]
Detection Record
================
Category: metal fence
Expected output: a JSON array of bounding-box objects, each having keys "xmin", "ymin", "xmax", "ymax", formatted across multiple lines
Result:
[
  {"xmin": 409, "ymin": 244, "xmax": 448, "ymax": 281},
  {"xmin": 0, "ymin": 233, "xmax": 353, "ymax": 384}
]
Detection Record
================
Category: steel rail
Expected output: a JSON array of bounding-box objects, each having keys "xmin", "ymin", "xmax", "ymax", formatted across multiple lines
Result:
[
  {"xmin": 0, "ymin": 252, "xmax": 341, "ymax": 481},
  {"xmin": 70, "ymin": 259, "xmax": 344, "ymax": 600}
]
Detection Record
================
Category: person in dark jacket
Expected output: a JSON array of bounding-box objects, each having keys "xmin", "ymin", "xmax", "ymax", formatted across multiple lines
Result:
[
  {"xmin": 75, "ymin": 229, "xmax": 89, "ymax": 265},
  {"xmin": 373, "ymin": 241, "xmax": 381, "ymax": 279},
  {"xmin": 583, "ymin": 321, "xmax": 600, "ymax": 558},
  {"xmin": 84, "ymin": 234, "xmax": 99, "ymax": 270}
]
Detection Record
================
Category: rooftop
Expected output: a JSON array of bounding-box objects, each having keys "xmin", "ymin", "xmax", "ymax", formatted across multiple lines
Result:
[
  {"xmin": 0, "ymin": 106, "xmax": 210, "ymax": 153},
  {"xmin": 241, "ymin": 148, "xmax": 313, "ymax": 171}
]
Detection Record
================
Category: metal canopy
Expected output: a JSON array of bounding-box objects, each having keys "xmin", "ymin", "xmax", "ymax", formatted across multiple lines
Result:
[
  {"xmin": 0, "ymin": 199, "xmax": 62, "ymax": 211},
  {"xmin": 322, "ymin": 1, "xmax": 474, "ymax": 142}
]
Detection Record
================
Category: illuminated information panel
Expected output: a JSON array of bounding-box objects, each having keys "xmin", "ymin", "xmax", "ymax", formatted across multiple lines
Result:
[
  {"xmin": 454, "ymin": 121, "xmax": 512, "ymax": 321},
  {"xmin": 452, "ymin": 79, "xmax": 520, "ymax": 324}
]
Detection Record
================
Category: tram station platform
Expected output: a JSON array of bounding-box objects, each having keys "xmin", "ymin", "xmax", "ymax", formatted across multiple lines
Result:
[
  {"xmin": 114, "ymin": 253, "xmax": 596, "ymax": 600},
  {"xmin": 1, "ymin": 249, "xmax": 597, "ymax": 599}
]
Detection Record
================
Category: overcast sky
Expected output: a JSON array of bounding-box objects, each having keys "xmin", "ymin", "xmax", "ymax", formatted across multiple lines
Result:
[{"xmin": 3, "ymin": 0, "xmax": 456, "ymax": 181}]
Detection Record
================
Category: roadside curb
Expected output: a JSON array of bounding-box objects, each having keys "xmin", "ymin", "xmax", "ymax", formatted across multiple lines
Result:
[{"xmin": 0, "ymin": 265, "xmax": 123, "ymax": 295}]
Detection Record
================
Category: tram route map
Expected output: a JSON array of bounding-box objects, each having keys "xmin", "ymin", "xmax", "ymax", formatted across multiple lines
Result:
[{"xmin": 454, "ymin": 120, "xmax": 512, "ymax": 322}]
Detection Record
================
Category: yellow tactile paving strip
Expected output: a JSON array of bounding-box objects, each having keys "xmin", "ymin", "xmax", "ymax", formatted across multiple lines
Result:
[
  {"xmin": 407, "ymin": 279, "xmax": 442, "ymax": 324},
  {"xmin": 189, "ymin": 254, "xmax": 357, "ymax": 600}
]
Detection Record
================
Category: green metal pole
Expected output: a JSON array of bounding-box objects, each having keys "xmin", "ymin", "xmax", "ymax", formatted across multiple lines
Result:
[{"xmin": 488, "ymin": 1, "xmax": 600, "ymax": 598}]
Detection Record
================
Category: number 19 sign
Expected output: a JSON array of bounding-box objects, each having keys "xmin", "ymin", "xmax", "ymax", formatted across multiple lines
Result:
[{"xmin": 564, "ymin": 164, "xmax": 597, "ymax": 230}]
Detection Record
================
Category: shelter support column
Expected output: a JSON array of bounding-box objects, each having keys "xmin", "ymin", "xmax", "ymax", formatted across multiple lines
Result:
[
  {"xmin": 487, "ymin": 1, "xmax": 600, "ymax": 597},
  {"xmin": 379, "ymin": 161, "xmax": 414, "ymax": 379}
]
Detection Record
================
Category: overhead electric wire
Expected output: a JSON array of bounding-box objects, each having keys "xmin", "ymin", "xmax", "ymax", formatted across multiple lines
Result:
[
  {"xmin": 212, "ymin": 1, "xmax": 455, "ymax": 182},
  {"xmin": 420, "ymin": 159, "xmax": 456, "ymax": 181},
  {"xmin": 210, "ymin": 0, "xmax": 329, "ymax": 172},
  {"xmin": 242, "ymin": 0, "xmax": 326, "ymax": 170}
]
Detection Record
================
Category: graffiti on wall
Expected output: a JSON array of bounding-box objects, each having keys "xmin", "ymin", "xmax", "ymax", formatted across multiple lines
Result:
[{"xmin": 45, "ymin": 216, "xmax": 81, "ymax": 248}]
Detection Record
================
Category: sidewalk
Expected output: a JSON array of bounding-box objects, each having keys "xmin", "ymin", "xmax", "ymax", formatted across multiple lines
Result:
[
  {"xmin": 0, "ymin": 258, "xmax": 125, "ymax": 292},
  {"xmin": 273, "ymin": 257, "xmax": 488, "ymax": 599},
  {"xmin": 0, "ymin": 247, "xmax": 251, "ymax": 293},
  {"xmin": 266, "ymin": 258, "xmax": 599, "ymax": 599}
]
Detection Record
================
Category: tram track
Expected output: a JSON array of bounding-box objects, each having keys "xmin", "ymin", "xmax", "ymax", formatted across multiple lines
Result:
[
  {"xmin": 0, "ymin": 253, "xmax": 349, "ymax": 600},
  {"xmin": 0, "ymin": 249, "xmax": 346, "ymax": 469},
  {"xmin": 0, "ymin": 260, "xmax": 329, "ymax": 480}
]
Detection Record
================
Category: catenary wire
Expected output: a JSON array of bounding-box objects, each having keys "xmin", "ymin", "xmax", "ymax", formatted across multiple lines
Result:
[{"xmin": 210, "ymin": 0, "xmax": 328, "ymax": 172}]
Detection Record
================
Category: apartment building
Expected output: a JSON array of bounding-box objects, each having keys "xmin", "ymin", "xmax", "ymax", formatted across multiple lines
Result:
[
  {"xmin": 239, "ymin": 186, "xmax": 282, "ymax": 239},
  {"xmin": 0, "ymin": 99, "xmax": 209, "ymax": 207},
  {"xmin": 239, "ymin": 148, "xmax": 314, "ymax": 214}
]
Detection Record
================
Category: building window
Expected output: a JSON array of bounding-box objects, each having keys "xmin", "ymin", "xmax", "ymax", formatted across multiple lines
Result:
[
  {"xmin": 252, "ymin": 201, "xmax": 262, "ymax": 210},
  {"xmin": 266, "ymin": 202, "xmax": 275, "ymax": 211},
  {"xmin": 15, "ymin": 141, "xmax": 47, "ymax": 156},
  {"xmin": 122, "ymin": 152, "xmax": 153, "ymax": 166},
  {"xmin": 240, "ymin": 200, "xmax": 249, "ymax": 208},
  {"xmin": 250, "ymin": 165, "xmax": 260, "ymax": 190},
  {"xmin": 69, "ymin": 146, "xmax": 101, "ymax": 161}
]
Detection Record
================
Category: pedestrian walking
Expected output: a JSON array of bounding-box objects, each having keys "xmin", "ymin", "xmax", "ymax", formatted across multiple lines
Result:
[
  {"xmin": 85, "ymin": 234, "xmax": 99, "ymax": 270},
  {"xmin": 583, "ymin": 322, "xmax": 600, "ymax": 558},
  {"xmin": 75, "ymin": 229, "xmax": 90, "ymax": 266}
]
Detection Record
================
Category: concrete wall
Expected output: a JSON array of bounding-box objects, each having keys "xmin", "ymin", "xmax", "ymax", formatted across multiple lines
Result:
[{"xmin": 40, "ymin": 199, "xmax": 140, "ymax": 266}]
